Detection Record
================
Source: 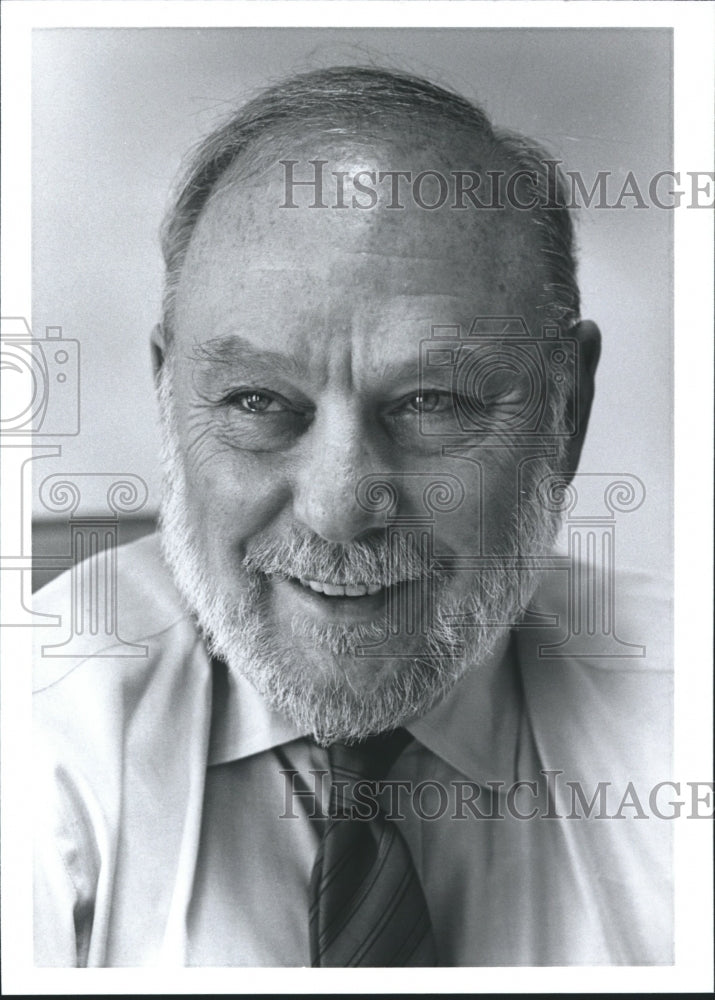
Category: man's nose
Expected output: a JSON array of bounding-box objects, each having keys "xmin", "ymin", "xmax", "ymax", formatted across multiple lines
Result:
[{"xmin": 292, "ymin": 405, "xmax": 384, "ymax": 543}]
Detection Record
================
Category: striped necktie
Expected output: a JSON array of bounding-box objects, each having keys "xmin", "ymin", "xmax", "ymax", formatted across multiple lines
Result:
[{"xmin": 309, "ymin": 729, "xmax": 438, "ymax": 967}]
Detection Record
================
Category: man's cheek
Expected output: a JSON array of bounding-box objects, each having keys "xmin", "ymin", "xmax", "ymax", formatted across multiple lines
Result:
[
  {"xmin": 185, "ymin": 449, "xmax": 289, "ymax": 546},
  {"xmin": 434, "ymin": 459, "xmax": 517, "ymax": 554}
]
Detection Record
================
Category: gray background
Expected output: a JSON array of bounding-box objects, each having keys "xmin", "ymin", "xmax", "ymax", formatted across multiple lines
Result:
[{"xmin": 31, "ymin": 27, "xmax": 673, "ymax": 580}]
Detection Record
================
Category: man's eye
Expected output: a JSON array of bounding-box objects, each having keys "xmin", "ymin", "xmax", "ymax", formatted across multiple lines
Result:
[
  {"xmin": 213, "ymin": 388, "xmax": 310, "ymax": 452},
  {"xmin": 228, "ymin": 390, "xmax": 285, "ymax": 413},
  {"xmin": 403, "ymin": 391, "xmax": 448, "ymax": 414}
]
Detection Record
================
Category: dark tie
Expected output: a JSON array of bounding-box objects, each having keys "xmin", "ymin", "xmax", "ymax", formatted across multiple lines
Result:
[{"xmin": 309, "ymin": 729, "xmax": 438, "ymax": 967}]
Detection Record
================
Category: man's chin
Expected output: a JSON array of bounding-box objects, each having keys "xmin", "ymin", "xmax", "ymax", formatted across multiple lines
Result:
[
  {"xmin": 224, "ymin": 620, "xmax": 436, "ymax": 695},
  {"xmin": 288, "ymin": 613, "xmax": 453, "ymax": 675},
  {"xmin": 207, "ymin": 606, "xmax": 475, "ymax": 744},
  {"xmin": 228, "ymin": 656, "xmax": 459, "ymax": 746}
]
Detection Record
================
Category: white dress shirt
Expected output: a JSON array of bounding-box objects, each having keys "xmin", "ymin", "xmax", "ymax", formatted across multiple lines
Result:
[{"xmin": 33, "ymin": 534, "xmax": 673, "ymax": 966}]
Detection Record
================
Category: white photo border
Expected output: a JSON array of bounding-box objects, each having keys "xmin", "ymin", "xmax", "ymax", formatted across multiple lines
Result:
[{"xmin": 1, "ymin": 0, "xmax": 712, "ymax": 994}]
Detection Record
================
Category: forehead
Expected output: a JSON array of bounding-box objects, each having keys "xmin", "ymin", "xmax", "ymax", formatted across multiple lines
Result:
[{"xmin": 172, "ymin": 136, "xmax": 546, "ymax": 365}]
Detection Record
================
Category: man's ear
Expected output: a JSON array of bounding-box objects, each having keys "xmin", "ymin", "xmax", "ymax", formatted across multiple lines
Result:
[
  {"xmin": 562, "ymin": 319, "xmax": 601, "ymax": 479},
  {"xmin": 150, "ymin": 323, "xmax": 167, "ymax": 381}
]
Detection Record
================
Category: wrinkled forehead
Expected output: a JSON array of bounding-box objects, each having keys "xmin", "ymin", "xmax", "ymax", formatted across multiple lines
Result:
[{"xmin": 174, "ymin": 132, "xmax": 547, "ymax": 337}]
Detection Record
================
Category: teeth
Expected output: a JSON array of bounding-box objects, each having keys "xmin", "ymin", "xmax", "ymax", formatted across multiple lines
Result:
[{"xmin": 298, "ymin": 578, "xmax": 383, "ymax": 598}]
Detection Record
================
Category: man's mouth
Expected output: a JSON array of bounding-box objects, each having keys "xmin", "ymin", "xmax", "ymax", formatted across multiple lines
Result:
[
  {"xmin": 263, "ymin": 573, "xmax": 394, "ymax": 623},
  {"xmin": 264, "ymin": 572, "xmax": 442, "ymax": 628},
  {"xmin": 296, "ymin": 577, "xmax": 383, "ymax": 598}
]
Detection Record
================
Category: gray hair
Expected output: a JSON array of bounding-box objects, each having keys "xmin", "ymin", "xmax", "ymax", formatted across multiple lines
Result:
[{"xmin": 159, "ymin": 65, "xmax": 580, "ymax": 341}]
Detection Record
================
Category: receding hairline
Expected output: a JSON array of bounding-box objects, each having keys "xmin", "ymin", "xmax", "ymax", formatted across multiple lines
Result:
[
  {"xmin": 159, "ymin": 65, "xmax": 580, "ymax": 341},
  {"xmin": 173, "ymin": 71, "xmax": 507, "ymax": 225},
  {"xmin": 211, "ymin": 116, "xmax": 517, "ymax": 200}
]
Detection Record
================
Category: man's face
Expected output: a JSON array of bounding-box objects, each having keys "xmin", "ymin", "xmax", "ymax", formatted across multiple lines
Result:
[{"xmin": 157, "ymin": 139, "xmax": 564, "ymax": 743}]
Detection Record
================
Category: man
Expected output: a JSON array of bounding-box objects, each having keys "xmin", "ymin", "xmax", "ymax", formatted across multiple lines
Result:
[{"xmin": 33, "ymin": 66, "xmax": 672, "ymax": 967}]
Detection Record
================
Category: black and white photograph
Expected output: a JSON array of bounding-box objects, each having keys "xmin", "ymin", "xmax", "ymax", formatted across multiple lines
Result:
[{"xmin": 1, "ymin": 0, "xmax": 712, "ymax": 993}]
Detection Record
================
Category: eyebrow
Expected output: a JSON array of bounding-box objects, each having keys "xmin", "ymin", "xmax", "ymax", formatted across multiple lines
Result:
[
  {"xmin": 187, "ymin": 335, "xmax": 308, "ymax": 380},
  {"xmin": 186, "ymin": 332, "xmax": 472, "ymax": 392}
]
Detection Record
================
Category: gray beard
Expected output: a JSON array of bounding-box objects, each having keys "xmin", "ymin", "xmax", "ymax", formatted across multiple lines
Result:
[{"xmin": 156, "ymin": 365, "xmax": 562, "ymax": 745}]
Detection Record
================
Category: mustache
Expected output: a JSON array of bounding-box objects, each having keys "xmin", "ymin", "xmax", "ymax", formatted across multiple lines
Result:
[{"xmin": 243, "ymin": 526, "xmax": 437, "ymax": 588}]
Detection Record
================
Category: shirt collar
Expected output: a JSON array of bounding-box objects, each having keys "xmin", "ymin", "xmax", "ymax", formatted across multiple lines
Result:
[
  {"xmin": 405, "ymin": 631, "xmax": 522, "ymax": 785},
  {"xmin": 208, "ymin": 658, "xmax": 305, "ymax": 765},
  {"xmin": 208, "ymin": 631, "xmax": 522, "ymax": 786}
]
